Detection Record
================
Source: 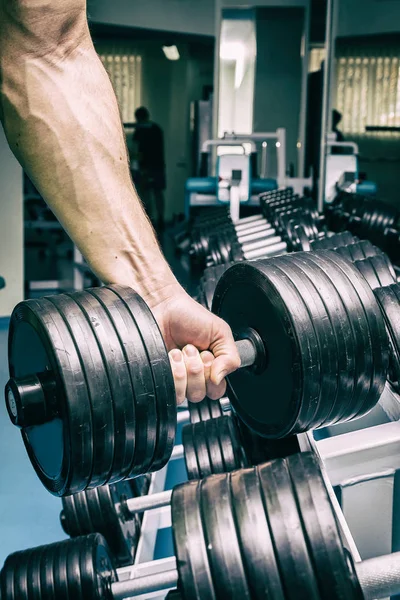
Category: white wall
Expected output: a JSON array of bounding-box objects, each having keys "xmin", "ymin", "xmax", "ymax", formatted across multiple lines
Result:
[
  {"xmin": 0, "ymin": 128, "xmax": 23, "ymax": 317},
  {"xmin": 88, "ymin": 0, "xmax": 216, "ymax": 36},
  {"xmin": 338, "ymin": 0, "xmax": 400, "ymax": 37}
]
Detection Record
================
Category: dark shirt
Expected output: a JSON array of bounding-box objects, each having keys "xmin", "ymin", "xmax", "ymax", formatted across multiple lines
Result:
[{"xmin": 133, "ymin": 122, "xmax": 165, "ymax": 171}]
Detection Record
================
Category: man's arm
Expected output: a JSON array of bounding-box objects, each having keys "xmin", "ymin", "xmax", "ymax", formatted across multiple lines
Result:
[
  {"xmin": 0, "ymin": 0, "xmax": 240, "ymax": 402},
  {"xmin": 0, "ymin": 1, "xmax": 173, "ymax": 300}
]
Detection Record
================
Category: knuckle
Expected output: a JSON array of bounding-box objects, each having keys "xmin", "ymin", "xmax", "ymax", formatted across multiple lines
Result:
[
  {"xmin": 187, "ymin": 363, "xmax": 204, "ymax": 376},
  {"xmin": 173, "ymin": 369, "xmax": 186, "ymax": 382}
]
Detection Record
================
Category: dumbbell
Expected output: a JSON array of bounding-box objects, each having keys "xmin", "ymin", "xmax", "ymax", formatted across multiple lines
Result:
[
  {"xmin": 61, "ymin": 410, "xmax": 304, "ymax": 563},
  {"xmin": 199, "ymin": 234, "xmax": 390, "ymax": 313},
  {"xmin": 205, "ymin": 199, "xmax": 328, "ymax": 267},
  {"xmin": 190, "ymin": 215, "xmax": 274, "ymax": 267},
  {"xmin": 59, "ymin": 413, "xmax": 247, "ymax": 566},
  {"xmin": 374, "ymin": 283, "xmax": 400, "ymax": 389},
  {"xmin": 3, "ymin": 453, "xmax": 400, "ymax": 600},
  {"xmin": 60, "ymin": 476, "xmax": 152, "ymax": 568},
  {"xmin": 326, "ymin": 192, "xmax": 400, "ymax": 254},
  {"xmin": 205, "ymin": 228, "xmax": 287, "ymax": 267},
  {"xmin": 190, "ymin": 189, "xmax": 309, "ymax": 266},
  {"xmin": 5, "ymin": 251, "xmax": 390, "ymax": 494}
]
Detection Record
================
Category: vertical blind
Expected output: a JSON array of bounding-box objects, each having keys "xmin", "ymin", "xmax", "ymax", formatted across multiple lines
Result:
[
  {"xmin": 335, "ymin": 43, "xmax": 400, "ymax": 135},
  {"xmin": 96, "ymin": 41, "xmax": 142, "ymax": 124}
]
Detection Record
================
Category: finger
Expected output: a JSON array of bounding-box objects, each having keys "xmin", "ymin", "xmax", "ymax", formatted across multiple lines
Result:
[
  {"xmin": 183, "ymin": 344, "xmax": 206, "ymax": 403},
  {"xmin": 210, "ymin": 321, "xmax": 241, "ymax": 386},
  {"xmin": 169, "ymin": 349, "xmax": 187, "ymax": 405},
  {"xmin": 200, "ymin": 351, "xmax": 226, "ymax": 400}
]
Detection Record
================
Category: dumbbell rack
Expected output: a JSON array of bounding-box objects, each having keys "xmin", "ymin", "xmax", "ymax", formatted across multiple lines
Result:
[{"xmin": 112, "ymin": 382, "xmax": 400, "ymax": 600}]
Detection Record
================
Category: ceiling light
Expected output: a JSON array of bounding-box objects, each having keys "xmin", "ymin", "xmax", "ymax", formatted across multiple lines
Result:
[{"xmin": 162, "ymin": 45, "xmax": 180, "ymax": 61}]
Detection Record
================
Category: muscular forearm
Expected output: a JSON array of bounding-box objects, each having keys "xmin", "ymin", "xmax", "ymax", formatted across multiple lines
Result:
[{"xmin": 0, "ymin": 1, "xmax": 179, "ymax": 305}]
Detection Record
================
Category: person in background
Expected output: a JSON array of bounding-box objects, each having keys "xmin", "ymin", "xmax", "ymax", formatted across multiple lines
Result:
[
  {"xmin": 332, "ymin": 109, "xmax": 345, "ymax": 142},
  {"xmin": 131, "ymin": 107, "xmax": 166, "ymax": 232}
]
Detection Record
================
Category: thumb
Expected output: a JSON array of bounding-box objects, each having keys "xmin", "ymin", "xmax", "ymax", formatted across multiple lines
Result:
[{"xmin": 210, "ymin": 322, "xmax": 241, "ymax": 386}]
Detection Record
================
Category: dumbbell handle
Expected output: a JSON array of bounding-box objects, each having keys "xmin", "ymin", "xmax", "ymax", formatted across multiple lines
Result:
[
  {"xmin": 237, "ymin": 226, "xmax": 275, "ymax": 245},
  {"xmin": 235, "ymin": 216, "xmax": 267, "ymax": 232},
  {"xmin": 236, "ymin": 338, "xmax": 258, "ymax": 368},
  {"xmin": 244, "ymin": 240, "xmax": 287, "ymax": 260},
  {"xmin": 113, "ymin": 559, "xmax": 178, "ymax": 600},
  {"xmin": 356, "ymin": 551, "xmax": 400, "ymax": 599},
  {"xmin": 111, "ymin": 552, "xmax": 400, "ymax": 600}
]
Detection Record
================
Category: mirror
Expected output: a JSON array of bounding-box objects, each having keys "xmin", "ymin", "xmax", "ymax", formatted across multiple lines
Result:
[
  {"xmin": 317, "ymin": 0, "xmax": 400, "ymax": 564},
  {"xmin": 319, "ymin": 0, "xmax": 400, "ymax": 208}
]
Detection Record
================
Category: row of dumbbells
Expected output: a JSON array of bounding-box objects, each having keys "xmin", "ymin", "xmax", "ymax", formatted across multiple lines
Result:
[
  {"xmin": 196, "ymin": 230, "xmax": 400, "ymax": 398},
  {"xmin": 0, "ymin": 395, "xmax": 310, "ymax": 600},
  {"xmin": 326, "ymin": 191, "xmax": 400, "ymax": 264},
  {"xmin": 197, "ymin": 231, "xmax": 397, "ymax": 310},
  {"xmin": 59, "ymin": 403, "xmax": 303, "ymax": 569},
  {"xmin": 189, "ymin": 189, "xmax": 324, "ymax": 269},
  {"xmin": 2, "ymin": 449, "xmax": 400, "ymax": 600}
]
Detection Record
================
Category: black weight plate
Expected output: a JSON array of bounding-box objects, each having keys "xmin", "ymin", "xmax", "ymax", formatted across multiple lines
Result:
[
  {"xmin": 230, "ymin": 467, "xmax": 285, "ymax": 600},
  {"xmin": 212, "ymin": 261, "xmax": 319, "ymax": 438},
  {"xmin": 28, "ymin": 545, "xmax": 43, "ymax": 600},
  {"xmin": 318, "ymin": 251, "xmax": 388, "ymax": 419},
  {"xmin": 93, "ymin": 289, "xmax": 156, "ymax": 477},
  {"xmin": 48, "ymin": 294, "xmax": 115, "ymax": 488},
  {"xmin": 193, "ymin": 422, "xmax": 213, "ymax": 478},
  {"xmin": 9, "ymin": 298, "xmax": 93, "ymax": 495},
  {"xmin": 302, "ymin": 252, "xmax": 373, "ymax": 424},
  {"xmin": 129, "ymin": 474, "xmax": 151, "ymax": 498},
  {"xmin": 200, "ymin": 473, "xmax": 251, "ymax": 599},
  {"xmin": 189, "ymin": 397, "xmax": 223, "ymax": 423},
  {"xmin": 182, "ymin": 424, "xmax": 200, "ymax": 480},
  {"xmin": 66, "ymin": 540, "xmax": 84, "ymax": 600},
  {"xmin": 100, "ymin": 482, "xmax": 138, "ymax": 566},
  {"xmin": 1, "ymin": 552, "xmax": 18, "ymax": 600},
  {"xmin": 41, "ymin": 544, "xmax": 57, "ymax": 600},
  {"xmin": 90, "ymin": 534, "xmax": 118, "ymax": 600},
  {"xmin": 41, "ymin": 544, "xmax": 56, "ymax": 600},
  {"xmin": 109, "ymin": 286, "xmax": 176, "ymax": 473},
  {"xmin": 172, "ymin": 481, "xmax": 216, "ymax": 600},
  {"xmin": 73, "ymin": 489, "xmax": 95, "ymax": 533},
  {"xmin": 347, "ymin": 243, "xmax": 367, "ymax": 262},
  {"xmin": 258, "ymin": 459, "xmax": 320, "ymax": 600},
  {"xmin": 72, "ymin": 291, "xmax": 134, "ymax": 482},
  {"xmin": 220, "ymin": 415, "xmax": 248, "ymax": 471},
  {"xmin": 357, "ymin": 240, "xmax": 381, "ymax": 259},
  {"xmin": 289, "ymin": 452, "xmax": 361, "ymax": 600},
  {"xmin": 334, "ymin": 245, "xmax": 354, "ymax": 262},
  {"xmin": 287, "ymin": 253, "xmax": 356, "ymax": 426},
  {"xmin": 270, "ymin": 255, "xmax": 338, "ymax": 429},
  {"xmin": 354, "ymin": 259, "xmax": 381, "ymax": 290},
  {"xmin": 61, "ymin": 496, "xmax": 82, "ymax": 537},
  {"xmin": 54, "ymin": 541, "xmax": 70, "ymax": 600},
  {"xmin": 88, "ymin": 288, "xmax": 156, "ymax": 477},
  {"xmin": 14, "ymin": 549, "xmax": 30, "ymax": 600},
  {"xmin": 370, "ymin": 255, "xmax": 396, "ymax": 287},
  {"xmin": 205, "ymin": 419, "xmax": 225, "ymax": 474},
  {"xmin": 374, "ymin": 285, "xmax": 400, "ymax": 385}
]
